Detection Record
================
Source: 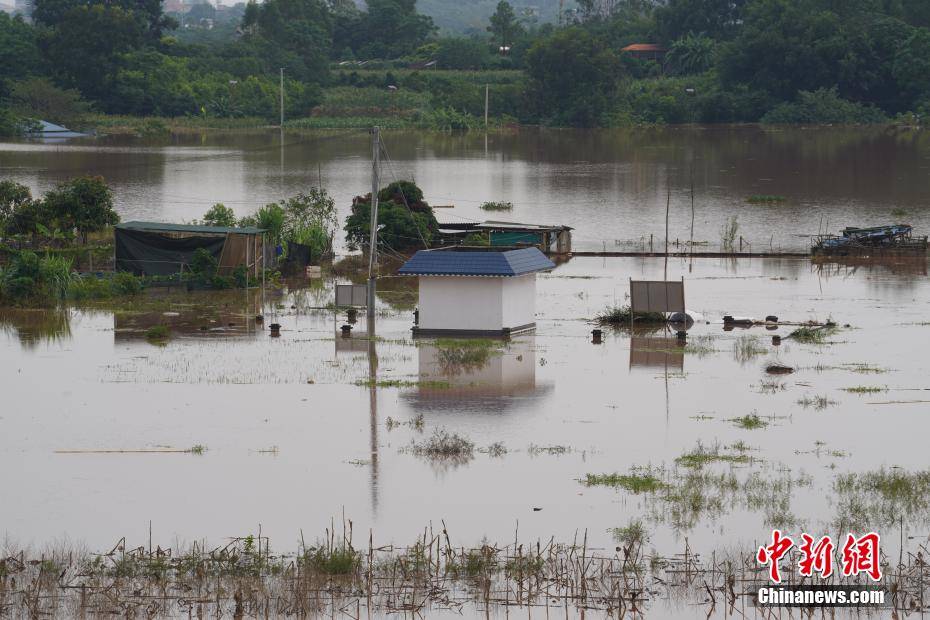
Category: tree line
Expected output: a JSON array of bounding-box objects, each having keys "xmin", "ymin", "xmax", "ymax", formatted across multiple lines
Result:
[{"xmin": 1, "ymin": 0, "xmax": 928, "ymax": 130}]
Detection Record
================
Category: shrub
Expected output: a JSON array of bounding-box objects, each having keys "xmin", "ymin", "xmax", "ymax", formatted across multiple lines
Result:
[
  {"xmin": 304, "ymin": 546, "xmax": 359, "ymax": 575},
  {"xmin": 761, "ymin": 88, "xmax": 887, "ymax": 125},
  {"xmin": 0, "ymin": 251, "xmax": 74, "ymax": 306},
  {"xmin": 594, "ymin": 304, "xmax": 665, "ymax": 325},
  {"xmin": 190, "ymin": 248, "xmax": 218, "ymax": 278},
  {"xmin": 145, "ymin": 324, "xmax": 170, "ymax": 342},
  {"xmin": 280, "ymin": 189, "xmax": 337, "ymax": 258},
  {"xmin": 68, "ymin": 272, "xmax": 144, "ymax": 300}
]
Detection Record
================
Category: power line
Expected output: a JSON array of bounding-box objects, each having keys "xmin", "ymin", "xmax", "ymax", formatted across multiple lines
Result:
[{"xmin": 378, "ymin": 135, "xmax": 430, "ymax": 250}]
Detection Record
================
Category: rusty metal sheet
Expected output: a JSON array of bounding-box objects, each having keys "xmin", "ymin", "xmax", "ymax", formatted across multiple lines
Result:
[{"xmin": 630, "ymin": 279, "xmax": 685, "ymax": 314}]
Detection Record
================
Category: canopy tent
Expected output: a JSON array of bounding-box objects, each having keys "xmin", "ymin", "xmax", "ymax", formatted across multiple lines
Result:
[{"xmin": 114, "ymin": 221, "xmax": 266, "ymax": 277}]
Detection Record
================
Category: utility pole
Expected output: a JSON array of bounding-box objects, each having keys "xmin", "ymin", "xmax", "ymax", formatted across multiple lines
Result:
[
  {"xmin": 484, "ymin": 84, "xmax": 489, "ymax": 129},
  {"xmin": 279, "ymin": 68, "xmax": 284, "ymax": 128},
  {"xmin": 367, "ymin": 126, "xmax": 380, "ymax": 320}
]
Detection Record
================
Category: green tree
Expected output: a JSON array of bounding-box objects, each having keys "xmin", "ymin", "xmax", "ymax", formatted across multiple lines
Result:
[
  {"xmin": 344, "ymin": 181, "xmax": 437, "ymax": 252},
  {"xmin": 0, "ymin": 181, "xmax": 34, "ymax": 234},
  {"xmin": 10, "ymin": 77, "xmax": 90, "ymax": 124},
  {"xmin": 239, "ymin": 0, "xmax": 332, "ymax": 83},
  {"xmin": 357, "ymin": 0, "xmax": 435, "ymax": 59},
  {"xmin": 487, "ymin": 1, "xmax": 523, "ymax": 49},
  {"xmin": 655, "ymin": 0, "xmax": 748, "ymax": 42},
  {"xmin": 40, "ymin": 4, "xmax": 144, "ymax": 103},
  {"xmin": 436, "ymin": 38, "xmax": 492, "ymax": 69},
  {"xmin": 718, "ymin": 0, "xmax": 847, "ymax": 106},
  {"xmin": 0, "ymin": 13, "xmax": 42, "ymax": 94},
  {"xmin": 202, "ymin": 203, "xmax": 238, "ymax": 227},
  {"xmin": 892, "ymin": 28, "xmax": 930, "ymax": 107},
  {"xmin": 667, "ymin": 33, "xmax": 717, "ymax": 74},
  {"xmin": 240, "ymin": 202, "xmax": 286, "ymax": 247},
  {"xmin": 525, "ymin": 27, "xmax": 621, "ymax": 126},
  {"xmin": 32, "ymin": 0, "xmax": 176, "ymax": 40},
  {"xmin": 43, "ymin": 176, "xmax": 119, "ymax": 243}
]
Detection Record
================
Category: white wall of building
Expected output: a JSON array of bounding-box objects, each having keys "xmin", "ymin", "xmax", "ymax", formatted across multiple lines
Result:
[
  {"xmin": 500, "ymin": 274, "xmax": 537, "ymax": 329},
  {"xmin": 419, "ymin": 276, "xmax": 503, "ymax": 332},
  {"xmin": 417, "ymin": 274, "xmax": 539, "ymax": 333}
]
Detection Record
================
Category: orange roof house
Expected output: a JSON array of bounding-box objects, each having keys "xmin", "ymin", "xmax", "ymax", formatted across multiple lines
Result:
[{"xmin": 621, "ymin": 43, "xmax": 668, "ymax": 61}]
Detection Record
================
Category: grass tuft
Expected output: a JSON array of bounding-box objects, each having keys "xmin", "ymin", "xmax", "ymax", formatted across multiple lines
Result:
[
  {"xmin": 594, "ymin": 305, "xmax": 665, "ymax": 326},
  {"xmin": 729, "ymin": 413, "xmax": 768, "ymax": 430},
  {"xmin": 583, "ymin": 468, "xmax": 666, "ymax": 493}
]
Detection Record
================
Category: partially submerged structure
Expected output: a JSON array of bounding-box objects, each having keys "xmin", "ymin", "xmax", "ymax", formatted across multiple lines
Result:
[
  {"xmin": 26, "ymin": 120, "xmax": 89, "ymax": 142},
  {"xmin": 437, "ymin": 220, "xmax": 572, "ymax": 255},
  {"xmin": 812, "ymin": 224, "xmax": 927, "ymax": 257},
  {"xmin": 114, "ymin": 221, "xmax": 265, "ymax": 277},
  {"xmin": 398, "ymin": 247, "xmax": 555, "ymax": 336}
]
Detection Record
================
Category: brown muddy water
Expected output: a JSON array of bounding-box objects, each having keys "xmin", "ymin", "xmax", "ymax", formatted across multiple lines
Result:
[
  {"xmin": 2, "ymin": 126, "xmax": 930, "ymax": 251},
  {"xmin": 2, "ymin": 255, "xmax": 929, "ymax": 565}
]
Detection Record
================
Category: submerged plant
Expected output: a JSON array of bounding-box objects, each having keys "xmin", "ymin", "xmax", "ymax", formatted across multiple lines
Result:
[
  {"xmin": 594, "ymin": 304, "xmax": 665, "ymax": 326},
  {"xmin": 145, "ymin": 324, "xmax": 170, "ymax": 343},
  {"xmin": 720, "ymin": 216, "xmax": 739, "ymax": 252},
  {"xmin": 729, "ymin": 413, "xmax": 768, "ymax": 430},
  {"xmin": 788, "ymin": 324, "xmax": 838, "ymax": 344},
  {"xmin": 611, "ymin": 519, "xmax": 648, "ymax": 547},
  {"xmin": 733, "ymin": 334, "xmax": 766, "ymax": 364},
  {"xmin": 746, "ymin": 195, "xmax": 787, "ymax": 204},
  {"xmin": 407, "ymin": 429, "xmax": 475, "ymax": 466},
  {"xmin": 479, "ymin": 201, "xmax": 513, "ymax": 211},
  {"xmin": 675, "ymin": 443, "xmax": 751, "ymax": 469},
  {"xmin": 583, "ymin": 467, "xmax": 666, "ymax": 493}
]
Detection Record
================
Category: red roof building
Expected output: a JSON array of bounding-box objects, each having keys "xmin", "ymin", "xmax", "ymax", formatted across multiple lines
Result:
[{"xmin": 621, "ymin": 43, "xmax": 668, "ymax": 61}]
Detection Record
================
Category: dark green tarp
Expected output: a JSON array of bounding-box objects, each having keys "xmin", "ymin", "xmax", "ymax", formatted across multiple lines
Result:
[{"xmin": 115, "ymin": 228, "xmax": 225, "ymax": 276}]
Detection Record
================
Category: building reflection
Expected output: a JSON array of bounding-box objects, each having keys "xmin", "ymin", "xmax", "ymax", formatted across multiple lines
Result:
[
  {"xmin": 629, "ymin": 333, "xmax": 685, "ymax": 372},
  {"xmin": 403, "ymin": 336, "xmax": 552, "ymax": 413}
]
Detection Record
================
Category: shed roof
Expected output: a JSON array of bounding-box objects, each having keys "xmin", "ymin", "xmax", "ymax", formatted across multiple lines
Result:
[
  {"xmin": 437, "ymin": 220, "xmax": 573, "ymax": 232},
  {"xmin": 398, "ymin": 247, "xmax": 555, "ymax": 277},
  {"xmin": 115, "ymin": 221, "xmax": 265, "ymax": 235}
]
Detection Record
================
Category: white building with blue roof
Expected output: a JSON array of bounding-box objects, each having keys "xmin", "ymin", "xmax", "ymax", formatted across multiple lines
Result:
[{"xmin": 398, "ymin": 247, "xmax": 555, "ymax": 337}]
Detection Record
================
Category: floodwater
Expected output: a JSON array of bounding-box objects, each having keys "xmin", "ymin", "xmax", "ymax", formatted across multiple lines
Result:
[
  {"xmin": 2, "ymin": 126, "xmax": 930, "ymax": 251},
  {"xmin": 3, "ymin": 255, "xmax": 930, "ymax": 565}
]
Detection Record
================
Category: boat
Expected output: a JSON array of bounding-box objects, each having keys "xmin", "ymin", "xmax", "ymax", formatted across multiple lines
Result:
[{"xmin": 811, "ymin": 224, "xmax": 928, "ymax": 256}]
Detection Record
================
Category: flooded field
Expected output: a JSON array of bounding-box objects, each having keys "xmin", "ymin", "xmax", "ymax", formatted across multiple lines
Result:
[
  {"xmin": 3, "ymin": 255, "xmax": 929, "ymax": 564},
  {"xmin": 3, "ymin": 126, "xmax": 930, "ymax": 615},
  {"xmin": 2, "ymin": 126, "xmax": 930, "ymax": 252}
]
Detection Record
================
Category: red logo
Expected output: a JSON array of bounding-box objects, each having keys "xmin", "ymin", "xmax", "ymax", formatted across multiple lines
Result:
[{"xmin": 758, "ymin": 531, "xmax": 882, "ymax": 583}]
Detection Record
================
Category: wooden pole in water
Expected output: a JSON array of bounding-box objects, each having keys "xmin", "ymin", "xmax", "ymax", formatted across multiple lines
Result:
[
  {"xmin": 367, "ymin": 126, "xmax": 380, "ymax": 320},
  {"xmin": 279, "ymin": 68, "xmax": 284, "ymax": 128},
  {"xmin": 664, "ymin": 183, "xmax": 670, "ymax": 280}
]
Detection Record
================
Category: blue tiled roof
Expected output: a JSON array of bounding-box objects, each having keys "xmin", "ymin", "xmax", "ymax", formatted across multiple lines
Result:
[{"xmin": 398, "ymin": 247, "xmax": 555, "ymax": 277}]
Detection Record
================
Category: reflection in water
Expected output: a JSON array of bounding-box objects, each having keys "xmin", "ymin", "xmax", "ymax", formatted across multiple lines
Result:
[
  {"xmin": 113, "ymin": 302, "xmax": 263, "ymax": 341},
  {"xmin": 404, "ymin": 336, "xmax": 551, "ymax": 413},
  {"xmin": 0, "ymin": 308, "xmax": 72, "ymax": 349},
  {"xmin": 813, "ymin": 256, "xmax": 928, "ymax": 278},
  {"xmin": 629, "ymin": 335, "xmax": 685, "ymax": 372},
  {"xmin": 366, "ymin": 315, "xmax": 379, "ymax": 517}
]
